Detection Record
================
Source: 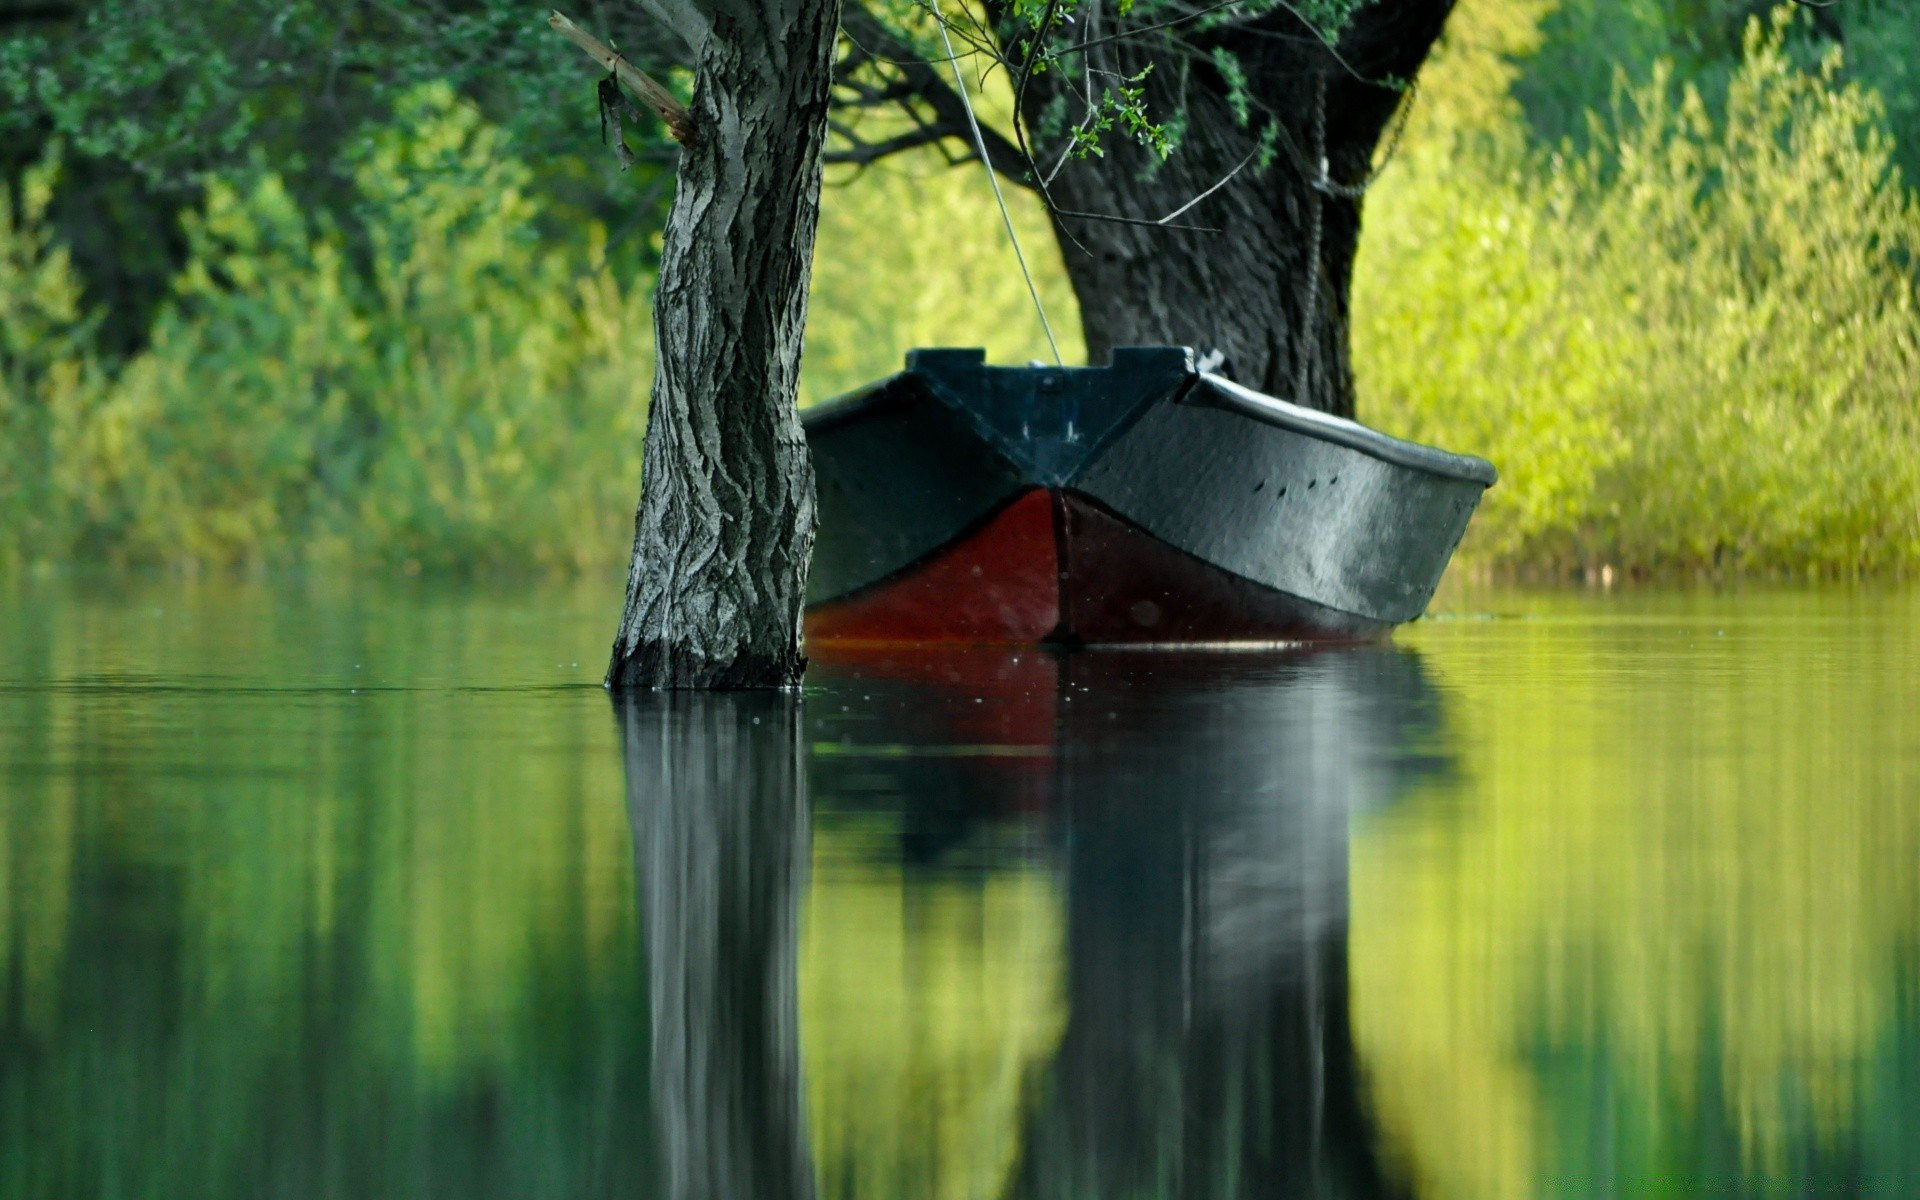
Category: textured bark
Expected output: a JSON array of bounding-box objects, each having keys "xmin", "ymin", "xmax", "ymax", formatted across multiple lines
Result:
[
  {"xmin": 619, "ymin": 694, "xmax": 814, "ymax": 1200},
  {"xmin": 1021, "ymin": 1, "xmax": 1457, "ymax": 417},
  {"xmin": 607, "ymin": 0, "xmax": 842, "ymax": 689}
]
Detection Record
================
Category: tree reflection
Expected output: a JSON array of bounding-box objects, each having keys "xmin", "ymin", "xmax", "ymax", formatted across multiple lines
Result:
[
  {"xmin": 804, "ymin": 646, "xmax": 1452, "ymax": 1200},
  {"xmin": 619, "ymin": 694, "xmax": 816, "ymax": 1200}
]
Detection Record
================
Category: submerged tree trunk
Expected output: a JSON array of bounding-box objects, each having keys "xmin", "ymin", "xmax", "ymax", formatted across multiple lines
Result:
[
  {"xmin": 607, "ymin": 0, "xmax": 842, "ymax": 689},
  {"xmin": 1023, "ymin": 1, "xmax": 1457, "ymax": 418}
]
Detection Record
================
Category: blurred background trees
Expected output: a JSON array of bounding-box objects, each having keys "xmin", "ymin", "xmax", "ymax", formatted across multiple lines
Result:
[
  {"xmin": 1354, "ymin": 3, "xmax": 1920, "ymax": 576},
  {"xmin": 1, "ymin": 0, "xmax": 1917, "ymax": 578}
]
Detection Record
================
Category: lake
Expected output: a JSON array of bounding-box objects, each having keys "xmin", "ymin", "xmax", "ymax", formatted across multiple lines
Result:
[{"xmin": 1, "ymin": 577, "xmax": 1915, "ymax": 1198}]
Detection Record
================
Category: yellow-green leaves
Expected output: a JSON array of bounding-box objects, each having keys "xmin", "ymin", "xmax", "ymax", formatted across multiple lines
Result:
[
  {"xmin": 0, "ymin": 151, "xmax": 98, "ymax": 569},
  {"xmin": 802, "ymin": 152, "xmax": 1084, "ymax": 405},
  {"xmin": 2, "ymin": 87, "xmax": 653, "ymax": 574},
  {"xmin": 1356, "ymin": 9, "xmax": 1920, "ymax": 578}
]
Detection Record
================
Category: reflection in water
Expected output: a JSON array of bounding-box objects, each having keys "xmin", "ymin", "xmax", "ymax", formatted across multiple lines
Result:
[
  {"xmin": 805, "ymin": 646, "xmax": 1451, "ymax": 1199},
  {"xmin": 1018, "ymin": 651, "xmax": 1442, "ymax": 1200},
  {"xmin": 0, "ymin": 584, "xmax": 650, "ymax": 1198},
  {"xmin": 1364, "ymin": 599, "xmax": 1920, "ymax": 1198},
  {"xmin": 619, "ymin": 694, "xmax": 815, "ymax": 1200},
  {"xmin": 3, "ymin": 582, "xmax": 1919, "ymax": 1197}
]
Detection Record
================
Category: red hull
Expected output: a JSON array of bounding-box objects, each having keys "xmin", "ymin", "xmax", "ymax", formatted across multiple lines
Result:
[{"xmin": 806, "ymin": 488, "xmax": 1386, "ymax": 646}]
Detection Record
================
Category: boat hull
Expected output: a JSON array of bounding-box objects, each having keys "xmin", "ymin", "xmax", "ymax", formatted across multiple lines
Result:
[
  {"xmin": 806, "ymin": 488, "xmax": 1389, "ymax": 645},
  {"xmin": 803, "ymin": 348, "xmax": 1494, "ymax": 646}
]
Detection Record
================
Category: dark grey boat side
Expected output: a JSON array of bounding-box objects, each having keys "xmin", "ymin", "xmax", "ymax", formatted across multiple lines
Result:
[
  {"xmin": 806, "ymin": 375, "xmax": 1030, "ymax": 605},
  {"xmin": 1072, "ymin": 373, "xmax": 1494, "ymax": 625},
  {"xmin": 801, "ymin": 347, "xmax": 1496, "ymax": 638}
]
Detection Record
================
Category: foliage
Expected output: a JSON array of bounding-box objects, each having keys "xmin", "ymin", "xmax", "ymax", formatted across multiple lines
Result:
[
  {"xmin": 1397, "ymin": 0, "xmax": 1556, "ymax": 143},
  {"xmin": 0, "ymin": 83, "xmax": 1091, "ymax": 572},
  {"xmin": 1516, "ymin": 0, "xmax": 1920, "ymax": 183},
  {"xmin": 0, "ymin": 0, "xmax": 678, "ymax": 186},
  {"xmin": 0, "ymin": 153, "xmax": 97, "ymax": 569},
  {"xmin": 1356, "ymin": 11, "xmax": 1920, "ymax": 577},
  {"xmin": 10, "ymin": 0, "xmax": 1920, "ymax": 579},
  {"xmin": 2, "ymin": 86, "xmax": 652, "ymax": 574},
  {"xmin": 802, "ymin": 153, "xmax": 1085, "ymax": 405},
  {"xmin": 0, "ymin": 0, "xmax": 676, "ymax": 352}
]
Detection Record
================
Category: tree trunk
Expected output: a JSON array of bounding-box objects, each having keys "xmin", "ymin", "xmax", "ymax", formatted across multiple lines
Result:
[
  {"xmin": 1024, "ymin": 1, "xmax": 1456, "ymax": 418},
  {"xmin": 607, "ymin": 0, "xmax": 842, "ymax": 689}
]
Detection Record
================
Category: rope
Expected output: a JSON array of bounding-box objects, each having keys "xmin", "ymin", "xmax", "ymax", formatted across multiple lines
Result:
[
  {"xmin": 1314, "ymin": 78, "xmax": 1418, "ymax": 201},
  {"xmin": 928, "ymin": 0, "xmax": 1064, "ymax": 365},
  {"xmin": 1295, "ymin": 65, "xmax": 1326, "ymax": 404}
]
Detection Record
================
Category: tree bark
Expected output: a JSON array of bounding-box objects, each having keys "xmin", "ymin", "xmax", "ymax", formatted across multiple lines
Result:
[
  {"xmin": 607, "ymin": 0, "xmax": 842, "ymax": 689},
  {"xmin": 1020, "ymin": 1, "xmax": 1457, "ymax": 418}
]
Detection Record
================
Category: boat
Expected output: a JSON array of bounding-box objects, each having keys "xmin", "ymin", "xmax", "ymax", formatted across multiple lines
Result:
[{"xmin": 802, "ymin": 347, "xmax": 1496, "ymax": 645}]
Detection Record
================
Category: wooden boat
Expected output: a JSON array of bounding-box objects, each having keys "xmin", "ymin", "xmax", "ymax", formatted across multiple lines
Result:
[{"xmin": 802, "ymin": 347, "xmax": 1495, "ymax": 645}]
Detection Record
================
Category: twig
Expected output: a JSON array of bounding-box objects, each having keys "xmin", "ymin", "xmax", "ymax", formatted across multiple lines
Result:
[
  {"xmin": 1155, "ymin": 146, "xmax": 1255, "ymax": 224},
  {"xmin": 548, "ymin": 10, "xmax": 695, "ymax": 145},
  {"xmin": 1055, "ymin": 207, "xmax": 1219, "ymax": 233}
]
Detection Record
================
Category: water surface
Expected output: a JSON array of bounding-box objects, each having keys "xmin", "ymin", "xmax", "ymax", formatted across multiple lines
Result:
[{"xmin": 1, "ymin": 578, "xmax": 1915, "ymax": 1198}]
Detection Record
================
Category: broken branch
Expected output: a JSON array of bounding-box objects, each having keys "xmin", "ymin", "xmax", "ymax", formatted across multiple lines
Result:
[{"xmin": 548, "ymin": 10, "xmax": 695, "ymax": 145}]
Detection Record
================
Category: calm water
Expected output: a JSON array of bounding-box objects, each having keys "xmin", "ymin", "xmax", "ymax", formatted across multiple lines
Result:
[{"xmin": 1, "ymin": 578, "xmax": 1916, "ymax": 1198}]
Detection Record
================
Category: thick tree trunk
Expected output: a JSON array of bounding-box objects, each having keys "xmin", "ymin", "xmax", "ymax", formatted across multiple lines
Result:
[
  {"xmin": 1025, "ymin": 1, "xmax": 1456, "ymax": 418},
  {"xmin": 607, "ymin": 0, "xmax": 842, "ymax": 689}
]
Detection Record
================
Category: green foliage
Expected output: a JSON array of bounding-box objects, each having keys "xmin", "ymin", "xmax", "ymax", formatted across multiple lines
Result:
[
  {"xmin": 0, "ymin": 0, "xmax": 676, "ymax": 353},
  {"xmin": 0, "ymin": 0, "xmax": 677, "ymax": 185},
  {"xmin": 993, "ymin": 0, "xmax": 1378, "ymax": 163},
  {"xmin": 802, "ymin": 153, "xmax": 1085, "ymax": 405},
  {"xmin": 2, "ymin": 84, "xmax": 1090, "ymax": 573},
  {"xmin": 1212, "ymin": 49, "xmax": 1254, "ymax": 126},
  {"xmin": 1061, "ymin": 66, "xmax": 1174, "ymax": 160},
  {"xmin": 1516, "ymin": 0, "xmax": 1920, "ymax": 183},
  {"xmin": 2, "ymin": 86, "xmax": 652, "ymax": 574},
  {"xmin": 1357, "ymin": 13, "xmax": 1920, "ymax": 577},
  {"xmin": 0, "ymin": 152, "xmax": 100, "ymax": 570}
]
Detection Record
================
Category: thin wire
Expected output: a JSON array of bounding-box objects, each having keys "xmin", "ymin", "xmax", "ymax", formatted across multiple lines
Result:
[{"xmin": 928, "ymin": 0, "xmax": 1064, "ymax": 365}]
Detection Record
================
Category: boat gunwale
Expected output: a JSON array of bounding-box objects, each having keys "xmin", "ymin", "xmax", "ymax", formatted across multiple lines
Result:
[
  {"xmin": 803, "ymin": 357, "xmax": 1499, "ymax": 489},
  {"xmin": 1191, "ymin": 373, "xmax": 1500, "ymax": 487},
  {"xmin": 801, "ymin": 373, "xmax": 918, "ymax": 435}
]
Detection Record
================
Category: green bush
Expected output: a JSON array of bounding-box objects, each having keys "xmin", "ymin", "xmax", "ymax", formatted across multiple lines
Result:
[
  {"xmin": 7, "ymin": 85, "xmax": 653, "ymax": 574},
  {"xmin": 802, "ymin": 155, "xmax": 1083, "ymax": 406},
  {"xmin": 1357, "ymin": 13, "xmax": 1920, "ymax": 577},
  {"xmin": 10, "ymin": 11, "xmax": 1920, "ymax": 580},
  {"xmin": 0, "ymin": 152, "xmax": 99, "ymax": 569}
]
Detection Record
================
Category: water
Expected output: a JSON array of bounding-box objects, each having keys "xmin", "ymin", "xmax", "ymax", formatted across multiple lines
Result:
[{"xmin": 1, "ymin": 577, "xmax": 1916, "ymax": 1198}]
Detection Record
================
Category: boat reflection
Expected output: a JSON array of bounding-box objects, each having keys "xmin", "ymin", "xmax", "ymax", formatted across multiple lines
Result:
[
  {"xmin": 789, "ymin": 645, "xmax": 1452, "ymax": 1197},
  {"xmin": 1023, "ymin": 649, "xmax": 1441, "ymax": 1200}
]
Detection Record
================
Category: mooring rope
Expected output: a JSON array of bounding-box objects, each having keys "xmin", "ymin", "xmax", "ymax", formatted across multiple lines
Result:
[
  {"xmin": 1295, "ymin": 64, "xmax": 1327, "ymax": 405},
  {"xmin": 928, "ymin": 0, "xmax": 1065, "ymax": 366}
]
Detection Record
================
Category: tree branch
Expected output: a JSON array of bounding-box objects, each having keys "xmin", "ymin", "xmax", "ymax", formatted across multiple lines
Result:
[
  {"xmin": 838, "ymin": 5, "xmax": 1035, "ymax": 187},
  {"xmin": 549, "ymin": 10, "xmax": 695, "ymax": 145}
]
